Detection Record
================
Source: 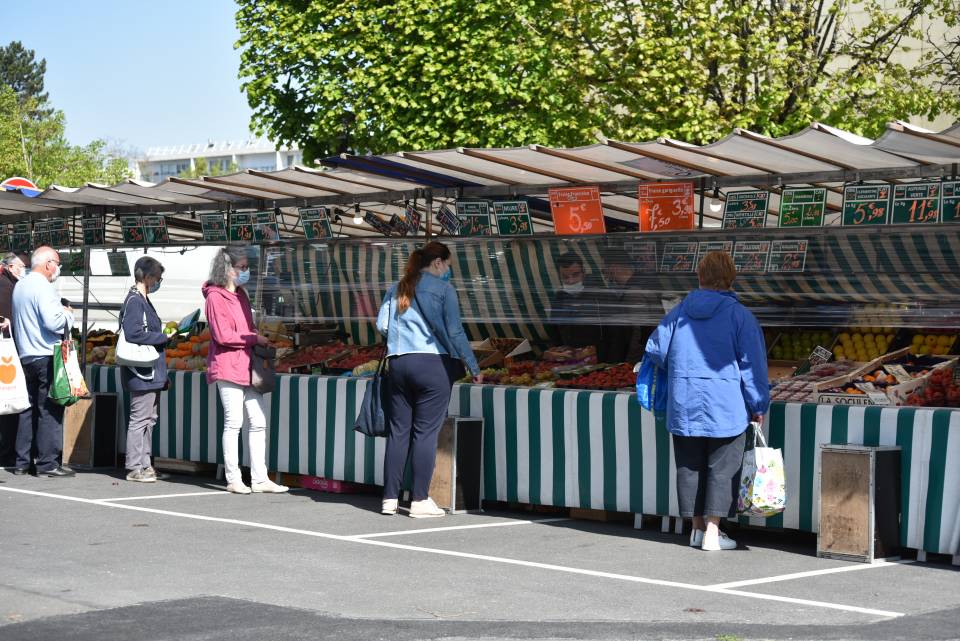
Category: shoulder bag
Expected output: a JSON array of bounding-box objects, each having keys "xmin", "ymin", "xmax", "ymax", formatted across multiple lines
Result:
[
  {"xmin": 250, "ymin": 343, "xmax": 277, "ymax": 394},
  {"xmin": 116, "ymin": 293, "xmax": 160, "ymax": 368}
]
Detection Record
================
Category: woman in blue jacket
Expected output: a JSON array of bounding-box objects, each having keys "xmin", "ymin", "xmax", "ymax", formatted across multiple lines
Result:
[
  {"xmin": 376, "ymin": 242, "xmax": 482, "ymax": 518},
  {"xmin": 120, "ymin": 257, "xmax": 169, "ymax": 483},
  {"xmin": 644, "ymin": 251, "xmax": 769, "ymax": 551}
]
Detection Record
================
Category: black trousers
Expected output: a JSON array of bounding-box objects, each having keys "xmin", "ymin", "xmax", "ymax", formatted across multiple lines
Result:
[
  {"xmin": 672, "ymin": 431, "xmax": 747, "ymax": 518},
  {"xmin": 0, "ymin": 413, "xmax": 17, "ymax": 467},
  {"xmin": 382, "ymin": 353, "xmax": 454, "ymax": 501},
  {"xmin": 16, "ymin": 357, "xmax": 65, "ymax": 473}
]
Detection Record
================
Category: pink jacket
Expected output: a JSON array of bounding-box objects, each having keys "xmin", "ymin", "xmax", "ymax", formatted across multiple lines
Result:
[{"xmin": 203, "ymin": 282, "xmax": 258, "ymax": 386}]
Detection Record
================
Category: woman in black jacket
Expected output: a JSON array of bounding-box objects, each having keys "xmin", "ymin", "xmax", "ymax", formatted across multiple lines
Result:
[{"xmin": 120, "ymin": 257, "xmax": 169, "ymax": 482}]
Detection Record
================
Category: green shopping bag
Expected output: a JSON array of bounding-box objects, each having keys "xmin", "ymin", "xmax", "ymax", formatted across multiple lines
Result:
[{"xmin": 49, "ymin": 338, "xmax": 87, "ymax": 407}]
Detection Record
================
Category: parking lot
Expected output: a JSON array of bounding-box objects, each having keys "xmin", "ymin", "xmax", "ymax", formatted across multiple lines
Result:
[{"xmin": 1, "ymin": 469, "xmax": 958, "ymax": 641}]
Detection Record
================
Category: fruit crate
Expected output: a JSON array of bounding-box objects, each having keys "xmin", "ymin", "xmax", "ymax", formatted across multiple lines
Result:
[
  {"xmin": 890, "ymin": 330, "xmax": 958, "ymax": 356},
  {"xmin": 767, "ymin": 329, "xmax": 838, "ymax": 362}
]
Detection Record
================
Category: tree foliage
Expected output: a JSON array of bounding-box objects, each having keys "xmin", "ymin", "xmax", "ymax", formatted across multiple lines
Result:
[
  {"xmin": 177, "ymin": 156, "xmax": 239, "ymax": 179},
  {"xmin": 0, "ymin": 41, "xmax": 48, "ymax": 108},
  {"xmin": 237, "ymin": 0, "xmax": 960, "ymax": 159}
]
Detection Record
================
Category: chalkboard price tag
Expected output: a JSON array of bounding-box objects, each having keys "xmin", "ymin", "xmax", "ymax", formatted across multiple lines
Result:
[
  {"xmin": 767, "ymin": 239, "xmax": 808, "ymax": 272},
  {"xmin": 722, "ymin": 191, "xmax": 768, "ymax": 228},
  {"xmin": 891, "ymin": 182, "xmax": 940, "ymax": 224},
  {"xmin": 436, "ymin": 205, "xmax": 461, "ymax": 235},
  {"xmin": 695, "ymin": 241, "xmax": 733, "ymax": 268},
  {"xmin": 659, "ymin": 242, "xmax": 698, "ymax": 273},
  {"xmin": 200, "ymin": 214, "xmax": 228, "ymax": 242},
  {"xmin": 121, "ymin": 216, "xmax": 145, "ymax": 244},
  {"xmin": 141, "ymin": 215, "xmax": 169, "ymax": 244},
  {"xmin": 363, "ymin": 212, "xmax": 394, "ymax": 236},
  {"xmin": 842, "ymin": 185, "xmax": 890, "ymax": 226},
  {"xmin": 455, "ymin": 201, "xmax": 493, "ymax": 236},
  {"xmin": 624, "ymin": 240, "xmax": 657, "ymax": 272},
  {"xmin": 82, "ymin": 215, "xmax": 105, "ymax": 245},
  {"xmin": 942, "ymin": 181, "xmax": 960, "ymax": 224},
  {"xmin": 403, "ymin": 205, "xmax": 421, "ymax": 235},
  {"xmin": 733, "ymin": 241, "xmax": 771, "ymax": 273},
  {"xmin": 493, "ymin": 201, "xmax": 533, "ymax": 236},
  {"xmin": 779, "ymin": 188, "xmax": 826, "ymax": 228},
  {"xmin": 298, "ymin": 208, "xmax": 333, "ymax": 240}
]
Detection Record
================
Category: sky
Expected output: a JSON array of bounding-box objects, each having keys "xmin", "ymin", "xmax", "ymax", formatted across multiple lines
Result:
[{"xmin": 1, "ymin": 0, "xmax": 255, "ymax": 153}]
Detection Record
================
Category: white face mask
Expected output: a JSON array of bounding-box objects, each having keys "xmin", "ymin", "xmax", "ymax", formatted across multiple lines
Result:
[
  {"xmin": 562, "ymin": 281, "xmax": 584, "ymax": 295},
  {"xmin": 51, "ymin": 265, "xmax": 61, "ymax": 282}
]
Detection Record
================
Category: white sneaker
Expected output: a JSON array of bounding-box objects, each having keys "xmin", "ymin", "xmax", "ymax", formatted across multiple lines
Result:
[
  {"xmin": 381, "ymin": 498, "xmax": 398, "ymax": 515},
  {"xmin": 226, "ymin": 482, "xmax": 252, "ymax": 495},
  {"xmin": 409, "ymin": 497, "xmax": 445, "ymax": 518},
  {"xmin": 701, "ymin": 531, "xmax": 737, "ymax": 551},
  {"xmin": 251, "ymin": 480, "xmax": 289, "ymax": 493},
  {"xmin": 689, "ymin": 528, "xmax": 704, "ymax": 547}
]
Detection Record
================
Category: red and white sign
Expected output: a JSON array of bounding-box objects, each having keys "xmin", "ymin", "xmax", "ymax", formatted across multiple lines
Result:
[
  {"xmin": 1, "ymin": 176, "xmax": 39, "ymax": 191},
  {"xmin": 549, "ymin": 186, "xmax": 606, "ymax": 235},
  {"xmin": 638, "ymin": 182, "xmax": 695, "ymax": 232}
]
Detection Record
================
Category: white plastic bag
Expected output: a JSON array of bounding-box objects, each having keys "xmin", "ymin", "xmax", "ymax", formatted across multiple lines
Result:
[
  {"xmin": 738, "ymin": 423, "xmax": 786, "ymax": 517},
  {"xmin": 0, "ymin": 333, "xmax": 30, "ymax": 415}
]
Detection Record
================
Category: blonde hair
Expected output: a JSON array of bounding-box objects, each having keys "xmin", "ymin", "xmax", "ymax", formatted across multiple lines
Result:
[{"xmin": 697, "ymin": 251, "xmax": 736, "ymax": 290}]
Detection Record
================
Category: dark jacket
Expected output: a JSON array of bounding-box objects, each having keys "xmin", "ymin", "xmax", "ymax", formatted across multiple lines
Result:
[
  {"xmin": 0, "ymin": 268, "xmax": 17, "ymax": 334},
  {"xmin": 596, "ymin": 273, "xmax": 655, "ymax": 365},
  {"xmin": 119, "ymin": 289, "xmax": 169, "ymax": 392},
  {"xmin": 548, "ymin": 275, "xmax": 604, "ymax": 349}
]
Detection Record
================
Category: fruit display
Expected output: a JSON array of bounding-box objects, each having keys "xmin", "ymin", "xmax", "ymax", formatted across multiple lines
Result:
[
  {"xmin": 905, "ymin": 367, "xmax": 960, "ymax": 407},
  {"xmin": 554, "ymin": 363, "xmax": 636, "ymax": 391},
  {"xmin": 833, "ymin": 330, "xmax": 896, "ymax": 362},
  {"xmin": 86, "ymin": 329, "xmax": 118, "ymax": 365},
  {"xmin": 769, "ymin": 330, "xmax": 835, "ymax": 361},
  {"xmin": 489, "ymin": 338, "xmax": 525, "ymax": 354},
  {"xmin": 542, "ymin": 345, "xmax": 598, "ymax": 367},
  {"xmin": 351, "ymin": 360, "xmax": 380, "ymax": 376},
  {"xmin": 327, "ymin": 345, "xmax": 385, "ymax": 371},
  {"xmin": 770, "ymin": 361, "xmax": 864, "ymax": 402},
  {"xmin": 165, "ymin": 329, "xmax": 211, "ymax": 371},
  {"xmin": 276, "ymin": 342, "xmax": 349, "ymax": 373},
  {"xmin": 907, "ymin": 333, "xmax": 956, "ymax": 356}
]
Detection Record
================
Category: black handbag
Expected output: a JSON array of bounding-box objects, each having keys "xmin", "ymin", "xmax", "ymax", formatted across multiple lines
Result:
[
  {"xmin": 251, "ymin": 344, "xmax": 277, "ymax": 394},
  {"xmin": 413, "ymin": 291, "xmax": 467, "ymax": 382},
  {"xmin": 354, "ymin": 356, "xmax": 389, "ymax": 437}
]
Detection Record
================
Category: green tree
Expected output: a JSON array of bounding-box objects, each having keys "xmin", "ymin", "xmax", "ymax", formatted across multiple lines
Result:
[
  {"xmin": 0, "ymin": 40, "xmax": 51, "ymax": 115},
  {"xmin": 177, "ymin": 156, "xmax": 239, "ymax": 179},
  {"xmin": 237, "ymin": 0, "xmax": 960, "ymax": 157},
  {"xmin": 0, "ymin": 85, "xmax": 133, "ymax": 187}
]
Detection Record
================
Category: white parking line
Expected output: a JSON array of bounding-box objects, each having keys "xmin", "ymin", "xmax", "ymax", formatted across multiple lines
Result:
[
  {"xmin": 708, "ymin": 558, "xmax": 915, "ymax": 589},
  {"xmin": 97, "ymin": 491, "xmax": 228, "ymax": 502},
  {"xmin": 0, "ymin": 486, "xmax": 906, "ymax": 619},
  {"xmin": 347, "ymin": 517, "xmax": 570, "ymax": 539}
]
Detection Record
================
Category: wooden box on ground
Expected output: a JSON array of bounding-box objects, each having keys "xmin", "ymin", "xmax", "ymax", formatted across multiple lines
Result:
[
  {"xmin": 63, "ymin": 394, "xmax": 118, "ymax": 468},
  {"xmin": 818, "ymin": 444, "xmax": 901, "ymax": 562},
  {"xmin": 428, "ymin": 416, "xmax": 483, "ymax": 513}
]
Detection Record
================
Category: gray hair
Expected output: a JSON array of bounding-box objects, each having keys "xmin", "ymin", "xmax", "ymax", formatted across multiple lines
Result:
[
  {"xmin": 1, "ymin": 252, "xmax": 21, "ymax": 267},
  {"xmin": 31, "ymin": 246, "xmax": 56, "ymax": 268},
  {"xmin": 208, "ymin": 246, "xmax": 248, "ymax": 287}
]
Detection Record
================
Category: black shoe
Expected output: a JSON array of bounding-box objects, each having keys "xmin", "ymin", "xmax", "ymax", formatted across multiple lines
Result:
[
  {"xmin": 12, "ymin": 468, "xmax": 29, "ymax": 476},
  {"xmin": 43, "ymin": 466, "xmax": 75, "ymax": 478}
]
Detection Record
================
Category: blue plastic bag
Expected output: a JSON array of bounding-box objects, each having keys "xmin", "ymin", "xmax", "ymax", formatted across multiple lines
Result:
[{"xmin": 635, "ymin": 358, "xmax": 667, "ymax": 415}]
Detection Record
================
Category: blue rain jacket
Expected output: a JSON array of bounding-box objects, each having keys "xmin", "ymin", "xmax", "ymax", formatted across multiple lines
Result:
[{"xmin": 644, "ymin": 289, "xmax": 769, "ymax": 437}]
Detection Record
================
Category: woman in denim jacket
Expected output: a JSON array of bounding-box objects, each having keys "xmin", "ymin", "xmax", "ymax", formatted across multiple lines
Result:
[{"xmin": 376, "ymin": 242, "xmax": 482, "ymax": 518}]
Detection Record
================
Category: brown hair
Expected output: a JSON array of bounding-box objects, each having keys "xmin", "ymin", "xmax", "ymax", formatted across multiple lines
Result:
[
  {"xmin": 697, "ymin": 250, "xmax": 736, "ymax": 290},
  {"xmin": 397, "ymin": 241, "xmax": 452, "ymax": 314}
]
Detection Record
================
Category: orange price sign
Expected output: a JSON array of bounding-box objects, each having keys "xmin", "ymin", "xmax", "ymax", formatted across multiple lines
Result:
[
  {"xmin": 549, "ymin": 186, "xmax": 606, "ymax": 235},
  {"xmin": 638, "ymin": 182, "xmax": 695, "ymax": 232}
]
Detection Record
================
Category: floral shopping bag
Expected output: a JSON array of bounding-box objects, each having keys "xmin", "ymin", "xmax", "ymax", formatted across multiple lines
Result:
[{"xmin": 738, "ymin": 423, "xmax": 786, "ymax": 517}]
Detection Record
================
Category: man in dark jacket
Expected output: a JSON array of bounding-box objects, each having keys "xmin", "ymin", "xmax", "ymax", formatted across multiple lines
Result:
[
  {"xmin": 547, "ymin": 252, "xmax": 603, "ymax": 349},
  {"xmin": 596, "ymin": 247, "xmax": 656, "ymax": 365},
  {"xmin": 0, "ymin": 253, "xmax": 25, "ymax": 467}
]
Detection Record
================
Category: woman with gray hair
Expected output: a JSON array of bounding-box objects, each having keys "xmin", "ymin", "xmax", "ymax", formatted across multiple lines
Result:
[{"xmin": 203, "ymin": 246, "xmax": 287, "ymax": 495}]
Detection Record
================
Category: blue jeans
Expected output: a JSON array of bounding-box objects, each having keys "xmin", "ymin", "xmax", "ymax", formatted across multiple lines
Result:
[{"xmin": 16, "ymin": 357, "xmax": 65, "ymax": 473}]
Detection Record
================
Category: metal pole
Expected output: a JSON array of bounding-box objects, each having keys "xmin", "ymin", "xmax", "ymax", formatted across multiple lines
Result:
[
  {"xmin": 426, "ymin": 190, "xmax": 434, "ymax": 239},
  {"xmin": 698, "ymin": 177, "xmax": 705, "ymax": 230},
  {"xmin": 80, "ymin": 246, "xmax": 91, "ymax": 372}
]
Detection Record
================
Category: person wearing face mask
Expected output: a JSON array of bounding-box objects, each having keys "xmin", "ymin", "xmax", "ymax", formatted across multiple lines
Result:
[
  {"xmin": 10, "ymin": 246, "xmax": 75, "ymax": 477},
  {"xmin": 376, "ymin": 241, "xmax": 481, "ymax": 517},
  {"xmin": 0, "ymin": 253, "xmax": 24, "ymax": 467},
  {"xmin": 547, "ymin": 252, "xmax": 603, "ymax": 350},
  {"xmin": 203, "ymin": 246, "xmax": 288, "ymax": 495},
  {"xmin": 119, "ymin": 257, "xmax": 170, "ymax": 482},
  {"xmin": 596, "ymin": 247, "xmax": 653, "ymax": 365}
]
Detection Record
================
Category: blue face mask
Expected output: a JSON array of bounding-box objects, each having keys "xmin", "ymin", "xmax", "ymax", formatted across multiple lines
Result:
[
  {"xmin": 149, "ymin": 281, "xmax": 161, "ymax": 294},
  {"xmin": 441, "ymin": 267, "xmax": 452, "ymax": 282},
  {"xmin": 235, "ymin": 268, "xmax": 251, "ymax": 286}
]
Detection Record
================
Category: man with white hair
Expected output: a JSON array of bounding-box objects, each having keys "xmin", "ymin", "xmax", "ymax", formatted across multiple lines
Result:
[{"xmin": 11, "ymin": 246, "xmax": 75, "ymax": 477}]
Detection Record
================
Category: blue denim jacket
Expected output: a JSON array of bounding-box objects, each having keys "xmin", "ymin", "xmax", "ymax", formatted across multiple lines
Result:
[{"xmin": 376, "ymin": 272, "xmax": 479, "ymax": 376}]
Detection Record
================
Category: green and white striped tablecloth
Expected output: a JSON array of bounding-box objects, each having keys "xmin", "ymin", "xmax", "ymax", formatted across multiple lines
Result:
[{"xmin": 87, "ymin": 366, "xmax": 959, "ymax": 556}]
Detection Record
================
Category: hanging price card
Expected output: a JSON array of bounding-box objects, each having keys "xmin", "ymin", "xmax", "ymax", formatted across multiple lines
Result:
[
  {"xmin": 200, "ymin": 214, "xmax": 228, "ymax": 242},
  {"xmin": 0, "ymin": 224, "xmax": 9, "ymax": 249},
  {"xmin": 891, "ymin": 182, "xmax": 940, "ymax": 224},
  {"xmin": 767, "ymin": 239, "xmax": 808, "ymax": 272},
  {"xmin": 493, "ymin": 201, "xmax": 533, "ymax": 236},
  {"xmin": 638, "ymin": 182, "xmax": 695, "ymax": 232},
  {"xmin": 32, "ymin": 219, "xmax": 50, "ymax": 247},
  {"xmin": 298, "ymin": 208, "xmax": 333, "ymax": 240},
  {"xmin": 695, "ymin": 241, "xmax": 734, "ymax": 268},
  {"xmin": 82, "ymin": 215, "xmax": 105, "ymax": 245},
  {"xmin": 624, "ymin": 240, "xmax": 658, "ymax": 272},
  {"xmin": 436, "ymin": 205, "xmax": 461, "ymax": 235},
  {"xmin": 229, "ymin": 213, "xmax": 255, "ymax": 242},
  {"xmin": 107, "ymin": 251, "xmax": 130, "ymax": 276},
  {"xmin": 47, "ymin": 218, "xmax": 70, "ymax": 247},
  {"xmin": 141, "ymin": 215, "xmax": 169, "ymax": 244},
  {"xmin": 403, "ymin": 205, "xmax": 421, "ymax": 235},
  {"xmin": 363, "ymin": 211, "xmax": 394, "ymax": 236},
  {"xmin": 842, "ymin": 185, "xmax": 890, "ymax": 226},
  {"xmin": 252, "ymin": 211, "xmax": 279, "ymax": 241},
  {"xmin": 455, "ymin": 201, "xmax": 493, "ymax": 236},
  {"xmin": 733, "ymin": 241, "xmax": 771, "ymax": 273},
  {"xmin": 659, "ymin": 242, "xmax": 698, "ymax": 273},
  {"xmin": 121, "ymin": 216, "xmax": 145, "ymax": 244},
  {"xmin": 779, "ymin": 188, "xmax": 826, "ymax": 227},
  {"xmin": 549, "ymin": 186, "xmax": 606, "ymax": 235},
  {"xmin": 722, "ymin": 190, "xmax": 768, "ymax": 228},
  {"xmin": 388, "ymin": 213, "xmax": 408, "ymax": 236},
  {"xmin": 942, "ymin": 181, "xmax": 960, "ymax": 224},
  {"xmin": 11, "ymin": 221, "xmax": 31, "ymax": 251}
]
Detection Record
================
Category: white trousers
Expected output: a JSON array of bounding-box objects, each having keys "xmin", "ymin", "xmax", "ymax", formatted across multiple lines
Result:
[{"xmin": 217, "ymin": 381, "xmax": 269, "ymax": 485}]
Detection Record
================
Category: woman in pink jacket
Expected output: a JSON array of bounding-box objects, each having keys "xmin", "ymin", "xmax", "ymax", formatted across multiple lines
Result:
[{"xmin": 204, "ymin": 247, "xmax": 288, "ymax": 495}]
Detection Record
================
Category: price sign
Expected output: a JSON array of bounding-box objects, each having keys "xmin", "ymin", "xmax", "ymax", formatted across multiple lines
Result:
[
  {"xmin": 252, "ymin": 211, "xmax": 279, "ymax": 241},
  {"xmin": 695, "ymin": 241, "xmax": 734, "ymax": 268},
  {"xmin": 11, "ymin": 221, "xmax": 31, "ymax": 251},
  {"xmin": 455, "ymin": 201, "xmax": 493, "ymax": 236},
  {"xmin": 82, "ymin": 215, "xmax": 105, "ymax": 245},
  {"xmin": 767, "ymin": 239, "xmax": 808, "ymax": 273},
  {"xmin": 638, "ymin": 182, "xmax": 695, "ymax": 232},
  {"xmin": 778, "ymin": 188, "xmax": 826, "ymax": 227},
  {"xmin": 32, "ymin": 219, "xmax": 50, "ymax": 247},
  {"xmin": 60, "ymin": 251, "xmax": 85, "ymax": 276},
  {"xmin": 141, "ymin": 215, "xmax": 169, "ymax": 244},
  {"xmin": 624, "ymin": 240, "xmax": 658, "ymax": 272},
  {"xmin": 107, "ymin": 251, "xmax": 130, "ymax": 276},
  {"xmin": 0, "ymin": 224, "xmax": 9, "ymax": 249},
  {"xmin": 298, "ymin": 208, "xmax": 333, "ymax": 240},
  {"xmin": 943, "ymin": 181, "xmax": 960, "ymax": 224},
  {"xmin": 891, "ymin": 182, "xmax": 940, "ymax": 224},
  {"xmin": 200, "ymin": 214, "xmax": 228, "ymax": 242},
  {"xmin": 403, "ymin": 205, "xmax": 421, "ymax": 235},
  {"xmin": 842, "ymin": 185, "xmax": 890, "ymax": 226},
  {"xmin": 549, "ymin": 186, "xmax": 606, "ymax": 235},
  {"xmin": 121, "ymin": 216, "xmax": 145, "ymax": 244},
  {"xmin": 229, "ymin": 213, "xmax": 254, "ymax": 242},
  {"xmin": 493, "ymin": 201, "xmax": 533, "ymax": 236},
  {"xmin": 733, "ymin": 241, "xmax": 771, "ymax": 273},
  {"xmin": 436, "ymin": 205, "xmax": 461, "ymax": 235},
  {"xmin": 47, "ymin": 218, "xmax": 70, "ymax": 247},
  {"xmin": 363, "ymin": 211, "xmax": 394, "ymax": 236},
  {"xmin": 659, "ymin": 242, "xmax": 698, "ymax": 273},
  {"xmin": 722, "ymin": 190, "xmax": 768, "ymax": 228},
  {"xmin": 388, "ymin": 213, "xmax": 408, "ymax": 236}
]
